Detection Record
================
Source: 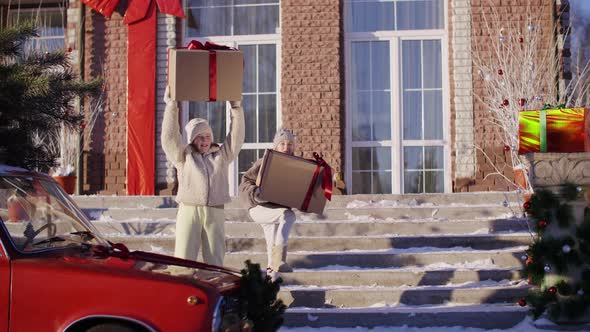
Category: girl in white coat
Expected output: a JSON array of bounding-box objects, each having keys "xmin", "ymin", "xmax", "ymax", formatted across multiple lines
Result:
[
  {"xmin": 161, "ymin": 87, "xmax": 244, "ymax": 266},
  {"xmin": 238, "ymin": 129, "xmax": 297, "ymax": 278}
]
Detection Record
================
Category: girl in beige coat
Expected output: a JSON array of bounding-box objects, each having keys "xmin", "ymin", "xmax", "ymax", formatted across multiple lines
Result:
[
  {"xmin": 238, "ymin": 129, "xmax": 297, "ymax": 279},
  {"xmin": 161, "ymin": 87, "xmax": 244, "ymax": 266}
]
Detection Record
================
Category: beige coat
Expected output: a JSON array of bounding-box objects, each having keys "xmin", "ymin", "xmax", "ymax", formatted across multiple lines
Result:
[{"xmin": 161, "ymin": 102, "xmax": 244, "ymax": 206}]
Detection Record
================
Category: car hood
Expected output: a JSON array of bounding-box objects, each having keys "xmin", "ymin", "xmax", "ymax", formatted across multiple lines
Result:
[{"xmin": 58, "ymin": 247, "xmax": 241, "ymax": 294}]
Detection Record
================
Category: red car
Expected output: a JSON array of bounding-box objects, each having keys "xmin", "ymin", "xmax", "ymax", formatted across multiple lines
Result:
[{"xmin": 0, "ymin": 165, "xmax": 242, "ymax": 332}]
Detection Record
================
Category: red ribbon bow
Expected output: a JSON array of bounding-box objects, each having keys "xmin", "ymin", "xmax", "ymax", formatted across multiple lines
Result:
[
  {"xmin": 81, "ymin": 0, "xmax": 185, "ymax": 25},
  {"xmin": 301, "ymin": 152, "xmax": 333, "ymax": 212}
]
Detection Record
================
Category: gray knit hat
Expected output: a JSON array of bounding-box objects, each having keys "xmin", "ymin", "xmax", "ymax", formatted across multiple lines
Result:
[{"xmin": 273, "ymin": 128, "xmax": 296, "ymax": 147}]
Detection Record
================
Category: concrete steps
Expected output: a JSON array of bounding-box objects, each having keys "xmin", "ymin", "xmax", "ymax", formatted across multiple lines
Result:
[
  {"xmin": 72, "ymin": 193, "xmax": 534, "ymax": 329},
  {"xmin": 91, "ymin": 217, "xmax": 531, "ymax": 237},
  {"xmin": 280, "ymin": 268, "xmax": 521, "ymax": 287},
  {"xmin": 282, "ymin": 305, "xmax": 528, "ymax": 329},
  {"xmin": 279, "ymin": 281, "xmax": 530, "ymax": 307},
  {"xmin": 109, "ymin": 233, "xmax": 532, "ymax": 253},
  {"xmin": 84, "ymin": 205, "xmax": 522, "ymax": 222}
]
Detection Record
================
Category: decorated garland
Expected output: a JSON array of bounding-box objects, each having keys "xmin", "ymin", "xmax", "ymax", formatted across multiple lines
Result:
[
  {"xmin": 234, "ymin": 260, "xmax": 286, "ymax": 332},
  {"xmin": 520, "ymin": 184, "xmax": 590, "ymax": 321}
]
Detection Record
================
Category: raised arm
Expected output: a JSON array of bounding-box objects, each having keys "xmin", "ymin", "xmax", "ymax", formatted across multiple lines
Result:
[
  {"xmin": 160, "ymin": 86, "xmax": 185, "ymax": 164},
  {"xmin": 220, "ymin": 101, "xmax": 245, "ymax": 162}
]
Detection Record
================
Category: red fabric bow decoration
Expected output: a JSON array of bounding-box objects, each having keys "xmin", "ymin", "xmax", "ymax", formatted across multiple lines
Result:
[
  {"xmin": 81, "ymin": 0, "xmax": 184, "ymax": 25},
  {"xmin": 301, "ymin": 152, "xmax": 333, "ymax": 212},
  {"xmin": 186, "ymin": 40, "xmax": 233, "ymax": 51}
]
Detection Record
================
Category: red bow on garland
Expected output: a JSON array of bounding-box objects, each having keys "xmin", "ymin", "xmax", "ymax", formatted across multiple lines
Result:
[{"xmin": 81, "ymin": 0, "xmax": 185, "ymax": 25}]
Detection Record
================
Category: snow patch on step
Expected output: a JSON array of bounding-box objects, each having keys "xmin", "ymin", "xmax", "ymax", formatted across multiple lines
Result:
[
  {"xmin": 281, "ymin": 279, "xmax": 529, "ymax": 291},
  {"xmin": 334, "ymin": 213, "xmax": 520, "ymax": 223},
  {"xmin": 345, "ymin": 199, "xmax": 524, "ymax": 209},
  {"xmin": 295, "ymin": 259, "xmax": 512, "ymax": 271},
  {"xmin": 283, "ymin": 245, "xmax": 529, "ymax": 255},
  {"xmin": 285, "ymin": 303, "xmax": 526, "ymax": 313}
]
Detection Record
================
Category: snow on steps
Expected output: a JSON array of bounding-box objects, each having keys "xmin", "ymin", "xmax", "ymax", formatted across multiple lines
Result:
[{"xmin": 73, "ymin": 193, "xmax": 534, "ymax": 329}]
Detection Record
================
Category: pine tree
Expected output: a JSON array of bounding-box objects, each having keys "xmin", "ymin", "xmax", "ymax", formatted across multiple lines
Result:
[
  {"xmin": 236, "ymin": 260, "xmax": 286, "ymax": 332},
  {"xmin": 0, "ymin": 22, "xmax": 101, "ymax": 172},
  {"xmin": 520, "ymin": 184, "xmax": 590, "ymax": 322}
]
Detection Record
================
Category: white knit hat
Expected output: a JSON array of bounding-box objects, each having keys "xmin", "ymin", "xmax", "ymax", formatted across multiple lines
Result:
[
  {"xmin": 273, "ymin": 128, "xmax": 296, "ymax": 147},
  {"xmin": 185, "ymin": 118, "xmax": 213, "ymax": 144}
]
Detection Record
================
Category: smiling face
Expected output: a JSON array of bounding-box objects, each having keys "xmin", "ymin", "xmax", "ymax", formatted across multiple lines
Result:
[
  {"xmin": 192, "ymin": 133, "xmax": 212, "ymax": 154},
  {"xmin": 275, "ymin": 140, "xmax": 295, "ymax": 155}
]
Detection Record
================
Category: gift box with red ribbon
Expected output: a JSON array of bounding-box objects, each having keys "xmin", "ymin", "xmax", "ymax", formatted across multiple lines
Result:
[
  {"xmin": 168, "ymin": 41, "xmax": 243, "ymax": 102},
  {"xmin": 518, "ymin": 107, "xmax": 590, "ymax": 155},
  {"xmin": 256, "ymin": 149, "xmax": 332, "ymax": 215}
]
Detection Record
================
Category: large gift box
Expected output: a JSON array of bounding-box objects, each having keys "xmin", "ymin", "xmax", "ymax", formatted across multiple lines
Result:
[
  {"xmin": 168, "ymin": 41, "xmax": 243, "ymax": 101},
  {"xmin": 256, "ymin": 150, "xmax": 332, "ymax": 214},
  {"xmin": 518, "ymin": 107, "xmax": 590, "ymax": 154}
]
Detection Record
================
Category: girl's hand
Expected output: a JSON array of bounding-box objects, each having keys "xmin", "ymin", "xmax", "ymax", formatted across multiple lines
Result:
[{"xmin": 164, "ymin": 86, "xmax": 173, "ymax": 104}]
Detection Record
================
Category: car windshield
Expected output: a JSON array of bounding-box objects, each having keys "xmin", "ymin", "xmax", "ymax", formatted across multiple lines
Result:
[{"xmin": 0, "ymin": 174, "xmax": 108, "ymax": 252}]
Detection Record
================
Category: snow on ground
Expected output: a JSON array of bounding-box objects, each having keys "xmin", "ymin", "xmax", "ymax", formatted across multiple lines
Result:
[{"xmin": 279, "ymin": 317, "xmax": 589, "ymax": 332}]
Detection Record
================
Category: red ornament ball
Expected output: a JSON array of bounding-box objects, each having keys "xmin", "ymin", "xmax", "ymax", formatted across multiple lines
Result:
[
  {"xmin": 80, "ymin": 124, "xmax": 86, "ymax": 130},
  {"xmin": 518, "ymin": 98, "xmax": 527, "ymax": 106},
  {"xmin": 519, "ymin": 37, "xmax": 524, "ymax": 43},
  {"xmin": 549, "ymin": 287, "xmax": 557, "ymax": 295},
  {"xmin": 539, "ymin": 220, "xmax": 548, "ymax": 228},
  {"xmin": 523, "ymin": 202, "xmax": 531, "ymax": 210},
  {"xmin": 502, "ymin": 99, "xmax": 509, "ymax": 106},
  {"xmin": 67, "ymin": 47, "xmax": 73, "ymax": 53},
  {"xmin": 518, "ymin": 298, "xmax": 527, "ymax": 306},
  {"xmin": 503, "ymin": 145, "xmax": 510, "ymax": 152},
  {"xmin": 498, "ymin": 69, "xmax": 504, "ymax": 75}
]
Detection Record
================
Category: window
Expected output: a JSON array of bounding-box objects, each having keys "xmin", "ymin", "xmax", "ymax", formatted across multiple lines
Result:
[
  {"xmin": 347, "ymin": 0, "xmax": 443, "ymax": 32},
  {"xmin": 345, "ymin": 0, "xmax": 448, "ymax": 194},
  {"xmin": 183, "ymin": 0, "xmax": 280, "ymax": 195},
  {"xmin": 186, "ymin": 0, "xmax": 279, "ymax": 36},
  {"xmin": 7, "ymin": 6, "xmax": 66, "ymax": 55}
]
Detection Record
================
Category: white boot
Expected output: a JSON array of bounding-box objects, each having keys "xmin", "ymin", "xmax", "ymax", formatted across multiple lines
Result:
[{"xmin": 271, "ymin": 245, "xmax": 293, "ymax": 273}]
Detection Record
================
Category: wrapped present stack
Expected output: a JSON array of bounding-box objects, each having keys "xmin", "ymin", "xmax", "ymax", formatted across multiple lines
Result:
[
  {"xmin": 168, "ymin": 41, "xmax": 243, "ymax": 102},
  {"xmin": 518, "ymin": 106, "xmax": 590, "ymax": 154}
]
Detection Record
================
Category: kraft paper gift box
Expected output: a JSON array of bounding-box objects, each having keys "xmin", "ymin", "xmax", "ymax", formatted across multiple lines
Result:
[
  {"xmin": 256, "ymin": 149, "xmax": 332, "ymax": 215},
  {"xmin": 518, "ymin": 107, "xmax": 590, "ymax": 154},
  {"xmin": 168, "ymin": 41, "xmax": 243, "ymax": 102}
]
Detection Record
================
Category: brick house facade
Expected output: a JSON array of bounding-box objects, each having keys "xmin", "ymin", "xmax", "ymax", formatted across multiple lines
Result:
[{"xmin": 0, "ymin": 0, "xmax": 570, "ymax": 195}]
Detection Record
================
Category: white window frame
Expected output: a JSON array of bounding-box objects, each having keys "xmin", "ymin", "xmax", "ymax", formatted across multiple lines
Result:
[
  {"xmin": 344, "ymin": 1, "xmax": 450, "ymax": 194},
  {"xmin": 180, "ymin": 34, "xmax": 281, "ymax": 196},
  {"xmin": 6, "ymin": 6, "xmax": 66, "ymax": 55}
]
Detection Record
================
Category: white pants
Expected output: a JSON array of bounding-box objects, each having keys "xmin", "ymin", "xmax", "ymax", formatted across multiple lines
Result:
[
  {"xmin": 248, "ymin": 205, "xmax": 296, "ymax": 266},
  {"xmin": 174, "ymin": 203, "xmax": 225, "ymax": 266}
]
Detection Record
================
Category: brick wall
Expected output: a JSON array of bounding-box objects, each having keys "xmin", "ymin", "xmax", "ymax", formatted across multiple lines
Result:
[
  {"xmin": 81, "ymin": 8, "xmax": 128, "ymax": 195},
  {"xmin": 281, "ymin": 0, "xmax": 344, "ymax": 174},
  {"xmin": 459, "ymin": 0, "xmax": 555, "ymax": 192}
]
